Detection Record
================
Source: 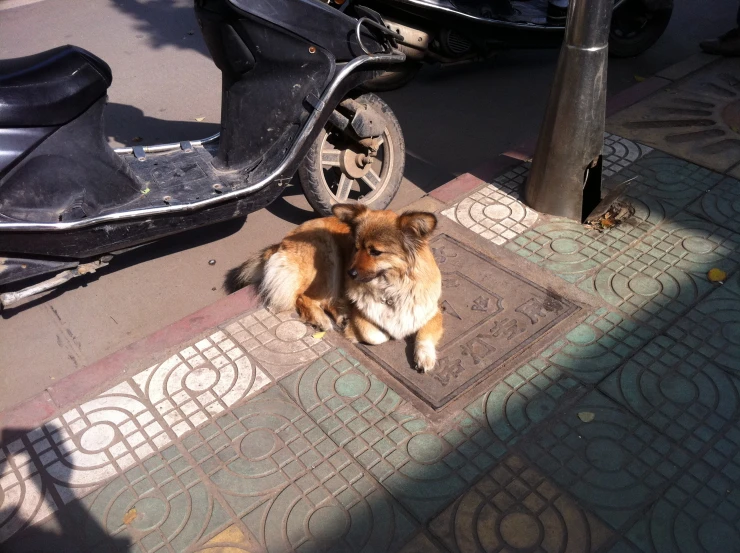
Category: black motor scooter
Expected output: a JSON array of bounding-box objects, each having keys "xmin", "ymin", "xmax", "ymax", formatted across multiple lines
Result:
[
  {"xmin": 337, "ymin": 0, "xmax": 673, "ymax": 91},
  {"xmin": 0, "ymin": 0, "xmax": 407, "ymax": 309}
]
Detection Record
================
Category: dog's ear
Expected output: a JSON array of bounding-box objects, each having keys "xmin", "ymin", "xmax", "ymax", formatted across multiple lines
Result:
[
  {"xmin": 332, "ymin": 203, "xmax": 369, "ymax": 223},
  {"xmin": 398, "ymin": 212, "xmax": 437, "ymax": 240}
]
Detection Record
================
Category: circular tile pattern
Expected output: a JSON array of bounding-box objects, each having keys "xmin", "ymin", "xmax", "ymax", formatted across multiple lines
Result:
[
  {"xmin": 240, "ymin": 428, "xmax": 278, "ymax": 461},
  {"xmin": 275, "ymin": 320, "xmax": 308, "ymax": 342},
  {"xmin": 628, "ymin": 275, "xmax": 662, "ymax": 297},
  {"xmin": 682, "ymin": 237, "xmax": 715, "ymax": 254},
  {"xmin": 80, "ymin": 424, "xmax": 117, "ymax": 453},
  {"xmin": 722, "ymin": 322, "xmax": 740, "ymax": 346},
  {"xmin": 308, "ymin": 505, "xmax": 348, "ymax": 542},
  {"xmin": 658, "ymin": 374, "xmax": 698, "ymax": 404},
  {"xmin": 334, "ymin": 372, "xmax": 370, "ymax": 398},
  {"xmin": 129, "ymin": 497, "xmax": 168, "ymax": 531},
  {"xmin": 184, "ymin": 367, "xmax": 219, "ymax": 393},
  {"xmin": 550, "ymin": 238, "xmax": 580, "ymax": 255},
  {"xmin": 498, "ymin": 512, "xmax": 542, "ymax": 549},
  {"xmin": 698, "ymin": 519, "xmax": 740, "ymax": 552},
  {"xmin": 483, "ymin": 204, "xmax": 512, "ymax": 220},
  {"xmin": 406, "ymin": 434, "xmax": 445, "ymax": 464},
  {"xmin": 443, "ymin": 185, "xmax": 539, "ymax": 246},
  {"xmin": 585, "ymin": 438, "xmax": 625, "ymax": 472}
]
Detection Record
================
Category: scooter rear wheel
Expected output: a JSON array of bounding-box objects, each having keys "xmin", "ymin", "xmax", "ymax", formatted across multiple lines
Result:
[{"xmin": 298, "ymin": 93, "xmax": 405, "ymax": 216}]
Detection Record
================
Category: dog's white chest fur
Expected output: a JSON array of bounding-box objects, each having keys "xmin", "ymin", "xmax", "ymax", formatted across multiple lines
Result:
[{"xmin": 348, "ymin": 276, "xmax": 440, "ymax": 340}]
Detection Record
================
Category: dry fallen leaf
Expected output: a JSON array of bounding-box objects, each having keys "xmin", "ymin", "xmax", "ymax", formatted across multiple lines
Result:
[
  {"xmin": 578, "ymin": 411, "xmax": 595, "ymax": 423},
  {"xmin": 195, "ymin": 116, "xmax": 205, "ymax": 122},
  {"xmin": 312, "ymin": 331, "xmax": 326, "ymax": 340},
  {"xmin": 634, "ymin": 74, "xmax": 646, "ymax": 82},
  {"xmin": 123, "ymin": 508, "xmax": 137, "ymax": 525},
  {"xmin": 708, "ymin": 268, "xmax": 727, "ymax": 283}
]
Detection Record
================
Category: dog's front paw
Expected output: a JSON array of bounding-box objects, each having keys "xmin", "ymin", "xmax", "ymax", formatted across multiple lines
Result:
[
  {"xmin": 414, "ymin": 341, "xmax": 437, "ymax": 373},
  {"xmin": 334, "ymin": 313, "xmax": 349, "ymax": 331}
]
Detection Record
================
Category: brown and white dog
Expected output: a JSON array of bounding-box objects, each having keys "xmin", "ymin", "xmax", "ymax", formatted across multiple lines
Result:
[{"xmin": 226, "ymin": 203, "xmax": 443, "ymax": 373}]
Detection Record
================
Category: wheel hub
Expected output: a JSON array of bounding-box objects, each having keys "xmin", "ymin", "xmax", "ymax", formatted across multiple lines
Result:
[{"xmin": 339, "ymin": 149, "xmax": 372, "ymax": 179}]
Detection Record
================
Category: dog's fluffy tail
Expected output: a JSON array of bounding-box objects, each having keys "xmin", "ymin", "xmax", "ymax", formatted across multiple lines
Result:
[{"xmin": 224, "ymin": 245, "xmax": 279, "ymax": 294}]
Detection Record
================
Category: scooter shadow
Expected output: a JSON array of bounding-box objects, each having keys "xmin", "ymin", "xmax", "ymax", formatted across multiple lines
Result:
[
  {"xmin": 107, "ymin": 0, "xmax": 211, "ymax": 58},
  {"xmin": 1, "ymin": 218, "xmax": 246, "ymax": 319},
  {"xmin": 105, "ymin": 103, "xmax": 219, "ymax": 147}
]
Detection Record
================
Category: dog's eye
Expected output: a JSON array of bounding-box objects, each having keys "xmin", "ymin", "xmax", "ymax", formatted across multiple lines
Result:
[{"xmin": 369, "ymin": 248, "xmax": 382, "ymax": 257}]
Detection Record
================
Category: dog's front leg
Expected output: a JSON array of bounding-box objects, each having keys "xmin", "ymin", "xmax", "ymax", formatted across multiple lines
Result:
[
  {"xmin": 414, "ymin": 309, "xmax": 443, "ymax": 373},
  {"xmin": 345, "ymin": 309, "xmax": 389, "ymax": 345}
]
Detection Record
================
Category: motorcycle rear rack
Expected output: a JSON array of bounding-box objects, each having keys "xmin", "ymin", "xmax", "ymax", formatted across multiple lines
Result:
[{"xmin": 0, "ymin": 51, "xmax": 405, "ymax": 233}]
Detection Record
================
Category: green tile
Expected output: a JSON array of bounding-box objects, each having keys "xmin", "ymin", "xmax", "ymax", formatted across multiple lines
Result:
[
  {"xmin": 281, "ymin": 349, "xmax": 509, "ymax": 522},
  {"xmin": 430, "ymin": 455, "xmax": 613, "ymax": 552},
  {"xmin": 522, "ymin": 390, "xmax": 693, "ymax": 530}
]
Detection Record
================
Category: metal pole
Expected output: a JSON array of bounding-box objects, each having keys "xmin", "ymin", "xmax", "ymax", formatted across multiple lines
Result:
[{"xmin": 525, "ymin": 0, "xmax": 613, "ymax": 221}]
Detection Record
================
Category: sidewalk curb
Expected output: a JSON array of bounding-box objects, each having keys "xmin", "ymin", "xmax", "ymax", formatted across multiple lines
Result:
[
  {"xmin": 1, "ymin": 287, "xmax": 260, "ymax": 433},
  {"xmin": 0, "ymin": 51, "xmax": 721, "ymax": 436}
]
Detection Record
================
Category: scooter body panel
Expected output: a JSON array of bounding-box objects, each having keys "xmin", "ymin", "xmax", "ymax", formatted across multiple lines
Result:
[{"xmin": 0, "ymin": 0, "xmax": 402, "ymax": 298}]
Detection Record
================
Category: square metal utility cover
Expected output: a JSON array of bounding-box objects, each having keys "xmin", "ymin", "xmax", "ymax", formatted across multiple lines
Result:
[
  {"xmin": 607, "ymin": 58, "xmax": 740, "ymax": 177},
  {"xmin": 359, "ymin": 234, "xmax": 581, "ymax": 411}
]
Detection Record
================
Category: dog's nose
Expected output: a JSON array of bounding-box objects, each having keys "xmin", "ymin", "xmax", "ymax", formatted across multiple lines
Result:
[{"xmin": 348, "ymin": 268, "xmax": 358, "ymax": 279}]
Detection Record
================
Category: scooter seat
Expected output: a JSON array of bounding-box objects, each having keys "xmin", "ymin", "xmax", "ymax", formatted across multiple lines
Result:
[{"xmin": 0, "ymin": 45, "xmax": 112, "ymax": 127}]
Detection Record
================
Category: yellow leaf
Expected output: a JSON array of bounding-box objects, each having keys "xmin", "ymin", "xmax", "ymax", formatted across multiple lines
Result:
[
  {"xmin": 578, "ymin": 411, "xmax": 595, "ymax": 423},
  {"xmin": 195, "ymin": 116, "xmax": 205, "ymax": 122},
  {"xmin": 123, "ymin": 508, "xmax": 137, "ymax": 525},
  {"xmin": 312, "ymin": 331, "xmax": 326, "ymax": 340},
  {"xmin": 708, "ymin": 268, "xmax": 727, "ymax": 283},
  {"xmin": 634, "ymin": 74, "xmax": 646, "ymax": 82},
  {"xmin": 140, "ymin": 187, "xmax": 150, "ymax": 195}
]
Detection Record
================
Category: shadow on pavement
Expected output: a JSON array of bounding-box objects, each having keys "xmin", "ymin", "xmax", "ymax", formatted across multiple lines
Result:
[
  {"xmin": 0, "ymin": 218, "xmax": 246, "ymax": 318},
  {"xmin": 0, "ymin": 427, "xmax": 132, "ymax": 552},
  {"xmin": 105, "ymin": 103, "xmax": 219, "ymax": 149},
  {"xmin": 108, "ymin": 0, "xmax": 210, "ymax": 58}
]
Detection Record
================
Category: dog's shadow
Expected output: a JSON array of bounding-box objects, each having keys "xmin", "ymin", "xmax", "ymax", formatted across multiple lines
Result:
[{"xmin": 402, "ymin": 336, "xmax": 417, "ymax": 372}]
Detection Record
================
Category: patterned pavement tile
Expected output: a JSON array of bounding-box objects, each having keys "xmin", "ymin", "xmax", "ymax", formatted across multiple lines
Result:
[
  {"xmin": 538, "ymin": 308, "xmax": 655, "ymax": 384},
  {"xmin": 397, "ymin": 532, "xmax": 446, "ymax": 553},
  {"xmin": 441, "ymin": 183, "xmax": 539, "ymax": 246},
  {"xmin": 74, "ymin": 444, "xmax": 231, "ymax": 553},
  {"xmin": 0, "ymin": 440, "xmax": 56, "ymax": 542},
  {"xmin": 505, "ymin": 195, "xmax": 671, "ymax": 283},
  {"xmin": 132, "ymin": 331, "xmax": 271, "ymax": 438},
  {"xmin": 429, "ymin": 455, "xmax": 613, "ymax": 553},
  {"xmin": 441, "ymin": 133, "xmax": 651, "ymax": 247},
  {"xmin": 221, "ymin": 309, "xmax": 333, "ymax": 380},
  {"xmin": 623, "ymin": 427, "xmax": 740, "ymax": 553},
  {"xmin": 579, "ymin": 213, "xmax": 740, "ymax": 330},
  {"xmin": 40, "ymin": 382, "xmax": 170, "ymax": 504},
  {"xmin": 726, "ymin": 271, "xmax": 740, "ymax": 298},
  {"xmin": 190, "ymin": 524, "xmax": 255, "ymax": 551},
  {"xmin": 464, "ymin": 357, "xmax": 585, "ymax": 445},
  {"xmin": 600, "ymin": 333, "xmax": 740, "ymax": 454},
  {"xmin": 604, "ymin": 151, "xmax": 725, "ymax": 209},
  {"xmin": 603, "ymin": 132, "xmax": 654, "ymax": 177},
  {"xmin": 522, "ymin": 391, "xmax": 693, "ymax": 531},
  {"xmin": 280, "ymin": 349, "xmax": 509, "ymax": 522},
  {"xmin": 689, "ymin": 176, "xmax": 740, "ymax": 234},
  {"xmin": 183, "ymin": 385, "xmax": 416, "ymax": 553},
  {"xmin": 663, "ymin": 289, "xmax": 740, "ymax": 378}
]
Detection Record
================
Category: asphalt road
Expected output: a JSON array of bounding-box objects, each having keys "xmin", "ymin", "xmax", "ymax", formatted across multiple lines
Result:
[{"xmin": 0, "ymin": 0, "xmax": 736, "ymax": 412}]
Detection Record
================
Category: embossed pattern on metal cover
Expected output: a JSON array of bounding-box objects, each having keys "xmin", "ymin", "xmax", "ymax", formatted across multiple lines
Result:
[{"xmin": 359, "ymin": 234, "xmax": 580, "ymax": 410}]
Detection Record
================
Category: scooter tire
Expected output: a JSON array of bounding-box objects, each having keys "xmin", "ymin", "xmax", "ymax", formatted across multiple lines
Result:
[
  {"xmin": 359, "ymin": 62, "xmax": 422, "ymax": 93},
  {"xmin": 298, "ymin": 93, "xmax": 405, "ymax": 217},
  {"xmin": 608, "ymin": 4, "xmax": 672, "ymax": 58}
]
